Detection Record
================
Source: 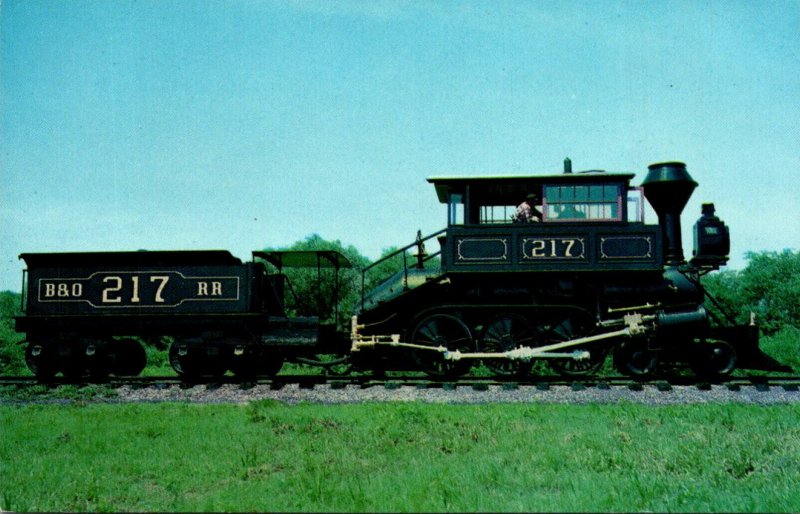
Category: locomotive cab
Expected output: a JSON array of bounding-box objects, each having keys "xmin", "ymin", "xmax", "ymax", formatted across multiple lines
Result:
[{"xmin": 427, "ymin": 165, "xmax": 663, "ymax": 274}]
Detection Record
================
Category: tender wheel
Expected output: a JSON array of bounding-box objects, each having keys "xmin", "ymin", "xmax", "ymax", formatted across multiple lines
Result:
[
  {"xmin": 478, "ymin": 314, "xmax": 539, "ymax": 377},
  {"xmin": 410, "ymin": 313, "xmax": 474, "ymax": 378},
  {"xmin": 61, "ymin": 346, "xmax": 88, "ymax": 379},
  {"xmin": 84, "ymin": 343, "xmax": 112, "ymax": 381},
  {"xmin": 24, "ymin": 342, "xmax": 58, "ymax": 380},
  {"xmin": 169, "ymin": 342, "xmax": 204, "ymax": 379},
  {"xmin": 169, "ymin": 342, "xmax": 191, "ymax": 377},
  {"xmin": 169, "ymin": 341, "xmax": 230, "ymax": 379},
  {"xmin": 229, "ymin": 349, "xmax": 260, "ymax": 378},
  {"xmin": 111, "ymin": 338, "xmax": 147, "ymax": 376},
  {"xmin": 261, "ymin": 353, "xmax": 285, "ymax": 376},
  {"xmin": 545, "ymin": 315, "xmax": 607, "ymax": 377},
  {"xmin": 202, "ymin": 345, "xmax": 232, "ymax": 378},
  {"xmin": 614, "ymin": 339, "xmax": 659, "ymax": 378},
  {"xmin": 692, "ymin": 340, "xmax": 737, "ymax": 379},
  {"xmin": 229, "ymin": 346, "xmax": 284, "ymax": 377}
]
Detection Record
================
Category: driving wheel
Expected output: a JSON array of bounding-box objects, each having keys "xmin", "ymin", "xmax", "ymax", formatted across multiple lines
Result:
[
  {"xmin": 545, "ymin": 315, "xmax": 607, "ymax": 377},
  {"xmin": 478, "ymin": 313, "xmax": 540, "ymax": 377},
  {"xmin": 410, "ymin": 313, "xmax": 474, "ymax": 378}
]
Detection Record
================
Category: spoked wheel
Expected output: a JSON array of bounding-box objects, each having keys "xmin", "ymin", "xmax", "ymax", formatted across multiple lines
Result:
[
  {"xmin": 692, "ymin": 340, "xmax": 736, "ymax": 379},
  {"xmin": 614, "ymin": 339, "xmax": 659, "ymax": 378},
  {"xmin": 410, "ymin": 313, "xmax": 474, "ymax": 378},
  {"xmin": 24, "ymin": 341, "xmax": 58, "ymax": 380},
  {"xmin": 545, "ymin": 315, "xmax": 607, "ymax": 377},
  {"xmin": 478, "ymin": 313, "xmax": 540, "ymax": 377}
]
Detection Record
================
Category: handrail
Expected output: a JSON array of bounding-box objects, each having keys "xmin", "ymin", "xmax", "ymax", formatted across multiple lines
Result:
[
  {"xmin": 361, "ymin": 228, "xmax": 446, "ymax": 273},
  {"xmin": 360, "ymin": 228, "xmax": 447, "ymax": 310}
]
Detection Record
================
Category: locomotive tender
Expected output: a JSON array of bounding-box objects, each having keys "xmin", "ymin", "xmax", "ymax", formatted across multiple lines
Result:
[{"xmin": 15, "ymin": 160, "xmax": 789, "ymax": 380}]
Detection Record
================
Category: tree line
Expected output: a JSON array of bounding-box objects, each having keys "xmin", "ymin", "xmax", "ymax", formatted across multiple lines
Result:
[{"xmin": 701, "ymin": 249, "xmax": 800, "ymax": 335}]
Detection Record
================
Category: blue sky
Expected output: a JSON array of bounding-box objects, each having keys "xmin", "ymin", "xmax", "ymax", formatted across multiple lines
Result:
[{"xmin": 2, "ymin": 0, "xmax": 798, "ymax": 291}]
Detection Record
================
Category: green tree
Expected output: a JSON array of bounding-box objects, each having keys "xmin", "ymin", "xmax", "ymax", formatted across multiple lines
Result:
[
  {"xmin": 262, "ymin": 234, "xmax": 371, "ymax": 324},
  {"xmin": 262, "ymin": 234, "xmax": 434, "ymax": 325},
  {"xmin": 703, "ymin": 249, "xmax": 800, "ymax": 334},
  {"xmin": 0, "ymin": 291, "xmax": 26, "ymax": 374}
]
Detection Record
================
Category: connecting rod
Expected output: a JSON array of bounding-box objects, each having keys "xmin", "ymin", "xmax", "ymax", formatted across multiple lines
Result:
[{"xmin": 350, "ymin": 313, "xmax": 654, "ymax": 362}]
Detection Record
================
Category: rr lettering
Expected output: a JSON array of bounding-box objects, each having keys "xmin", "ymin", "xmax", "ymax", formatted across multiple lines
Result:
[{"xmin": 197, "ymin": 281, "xmax": 223, "ymax": 297}]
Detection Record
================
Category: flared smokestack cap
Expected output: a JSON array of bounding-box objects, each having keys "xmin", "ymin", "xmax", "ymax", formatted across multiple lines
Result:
[{"xmin": 641, "ymin": 161, "xmax": 697, "ymax": 216}]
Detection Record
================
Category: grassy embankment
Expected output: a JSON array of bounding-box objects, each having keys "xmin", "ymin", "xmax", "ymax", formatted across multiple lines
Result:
[{"xmin": 1, "ymin": 401, "xmax": 799, "ymax": 512}]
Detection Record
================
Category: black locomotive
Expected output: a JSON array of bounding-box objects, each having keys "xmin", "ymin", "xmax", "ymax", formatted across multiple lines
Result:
[{"xmin": 14, "ymin": 160, "xmax": 790, "ymax": 380}]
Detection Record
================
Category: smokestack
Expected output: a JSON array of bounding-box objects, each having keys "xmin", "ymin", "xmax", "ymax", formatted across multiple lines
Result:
[
  {"xmin": 564, "ymin": 157, "xmax": 572, "ymax": 174},
  {"xmin": 641, "ymin": 162, "xmax": 697, "ymax": 265}
]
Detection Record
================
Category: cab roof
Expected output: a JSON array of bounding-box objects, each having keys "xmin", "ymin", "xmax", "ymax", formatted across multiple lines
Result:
[
  {"xmin": 252, "ymin": 250, "xmax": 353, "ymax": 269},
  {"xmin": 426, "ymin": 171, "xmax": 636, "ymax": 204}
]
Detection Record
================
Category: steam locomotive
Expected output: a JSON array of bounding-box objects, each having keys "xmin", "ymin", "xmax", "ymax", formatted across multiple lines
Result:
[{"xmin": 14, "ymin": 160, "xmax": 790, "ymax": 380}]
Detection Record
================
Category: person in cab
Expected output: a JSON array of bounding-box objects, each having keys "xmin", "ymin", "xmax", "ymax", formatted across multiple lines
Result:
[{"xmin": 512, "ymin": 193, "xmax": 543, "ymax": 223}]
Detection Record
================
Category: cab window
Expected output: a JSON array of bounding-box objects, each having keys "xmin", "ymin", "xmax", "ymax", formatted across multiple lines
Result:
[
  {"xmin": 627, "ymin": 188, "xmax": 644, "ymax": 222},
  {"xmin": 447, "ymin": 193, "xmax": 465, "ymax": 225},
  {"xmin": 479, "ymin": 205, "xmax": 518, "ymax": 224},
  {"xmin": 543, "ymin": 183, "xmax": 621, "ymax": 221}
]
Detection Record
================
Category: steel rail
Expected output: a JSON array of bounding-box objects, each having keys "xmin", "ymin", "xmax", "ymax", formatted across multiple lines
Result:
[{"xmin": 2, "ymin": 374, "xmax": 800, "ymax": 391}]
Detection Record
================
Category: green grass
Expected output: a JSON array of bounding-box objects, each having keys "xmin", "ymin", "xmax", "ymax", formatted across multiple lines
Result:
[
  {"xmin": 1, "ymin": 401, "xmax": 799, "ymax": 512},
  {"xmin": 760, "ymin": 325, "xmax": 800, "ymax": 371}
]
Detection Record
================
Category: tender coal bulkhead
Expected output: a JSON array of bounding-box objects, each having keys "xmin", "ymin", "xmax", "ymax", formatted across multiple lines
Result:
[{"xmin": 14, "ymin": 160, "xmax": 792, "ymax": 382}]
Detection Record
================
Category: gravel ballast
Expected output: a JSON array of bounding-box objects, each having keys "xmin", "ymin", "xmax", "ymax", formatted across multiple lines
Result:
[{"xmin": 110, "ymin": 383, "xmax": 800, "ymax": 406}]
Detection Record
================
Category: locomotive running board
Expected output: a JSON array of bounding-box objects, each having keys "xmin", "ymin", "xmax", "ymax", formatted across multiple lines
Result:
[{"xmin": 350, "ymin": 313, "xmax": 653, "ymax": 362}]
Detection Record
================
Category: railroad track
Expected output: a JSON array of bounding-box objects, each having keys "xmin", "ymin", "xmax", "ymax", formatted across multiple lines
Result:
[{"xmin": 2, "ymin": 374, "xmax": 799, "ymax": 392}]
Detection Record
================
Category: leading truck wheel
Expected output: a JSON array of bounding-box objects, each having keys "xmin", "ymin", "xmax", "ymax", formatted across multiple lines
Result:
[
  {"xmin": 614, "ymin": 340, "xmax": 659, "ymax": 378},
  {"xmin": 25, "ymin": 342, "xmax": 58, "ymax": 380},
  {"xmin": 692, "ymin": 340, "xmax": 737, "ymax": 379},
  {"xmin": 410, "ymin": 313, "xmax": 474, "ymax": 378}
]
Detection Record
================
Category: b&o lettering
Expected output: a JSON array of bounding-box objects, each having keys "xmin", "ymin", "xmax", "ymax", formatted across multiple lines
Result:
[{"xmin": 43, "ymin": 282, "xmax": 83, "ymax": 298}]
